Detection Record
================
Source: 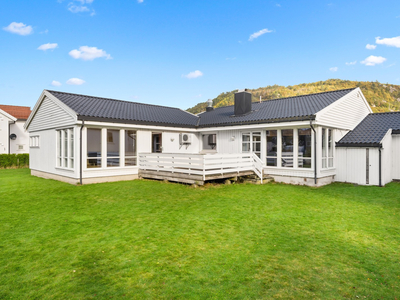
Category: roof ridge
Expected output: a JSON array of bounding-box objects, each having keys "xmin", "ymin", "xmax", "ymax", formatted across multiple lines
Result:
[
  {"xmin": 46, "ymin": 90, "xmax": 190, "ymax": 112},
  {"xmin": 210, "ymin": 87, "xmax": 357, "ymax": 111}
]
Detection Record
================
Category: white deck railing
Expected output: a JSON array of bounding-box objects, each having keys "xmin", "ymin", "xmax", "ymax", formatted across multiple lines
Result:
[{"xmin": 138, "ymin": 153, "xmax": 263, "ymax": 183}]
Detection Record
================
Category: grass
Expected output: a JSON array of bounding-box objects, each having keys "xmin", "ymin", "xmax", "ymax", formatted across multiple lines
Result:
[{"xmin": 1, "ymin": 169, "xmax": 399, "ymax": 299}]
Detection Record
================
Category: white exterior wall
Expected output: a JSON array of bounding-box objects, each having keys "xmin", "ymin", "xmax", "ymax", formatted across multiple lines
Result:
[
  {"xmin": 317, "ymin": 88, "xmax": 371, "ymax": 130},
  {"xmin": 0, "ymin": 113, "xmax": 12, "ymax": 154},
  {"xmin": 335, "ymin": 147, "xmax": 380, "ymax": 185},
  {"xmin": 214, "ymin": 129, "xmax": 241, "ymax": 154},
  {"xmin": 161, "ymin": 131, "xmax": 200, "ymax": 154},
  {"xmin": 29, "ymin": 127, "xmax": 79, "ymax": 180},
  {"xmin": 392, "ymin": 135, "xmax": 400, "ymax": 180},
  {"xmin": 9, "ymin": 121, "xmax": 29, "ymax": 154},
  {"xmin": 381, "ymin": 130, "xmax": 393, "ymax": 185},
  {"xmin": 28, "ymin": 96, "xmax": 75, "ymax": 132}
]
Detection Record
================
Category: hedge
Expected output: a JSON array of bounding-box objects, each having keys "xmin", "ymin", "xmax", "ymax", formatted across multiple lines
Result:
[{"xmin": 0, "ymin": 154, "xmax": 29, "ymax": 168}]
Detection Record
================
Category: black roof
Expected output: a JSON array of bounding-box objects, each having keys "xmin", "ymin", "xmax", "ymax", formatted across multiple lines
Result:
[
  {"xmin": 198, "ymin": 88, "xmax": 356, "ymax": 127},
  {"xmin": 337, "ymin": 112, "xmax": 400, "ymax": 147},
  {"xmin": 47, "ymin": 90, "xmax": 199, "ymax": 128},
  {"xmin": 47, "ymin": 88, "xmax": 356, "ymax": 128}
]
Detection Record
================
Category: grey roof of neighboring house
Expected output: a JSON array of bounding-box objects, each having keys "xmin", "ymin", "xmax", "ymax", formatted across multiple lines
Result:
[
  {"xmin": 47, "ymin": 88, "xmax": 356, "ymax": 129},
  {"xmin": 47, "ymin": 90, "xmax": 199, "ymax": 128},
  {"xmin": 337, "ymin": 112, "xmax": 400, "ymax": 147},
  {"xmin": 197, "ymin": 88, "xmax": 356, "ymax": 127}
]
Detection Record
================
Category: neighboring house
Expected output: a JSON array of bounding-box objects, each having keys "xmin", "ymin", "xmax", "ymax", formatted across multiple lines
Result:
[
  {"xmin": 0, "ymin": 105, "xmax": 31, "ymax": 154},
  {"xmin": 24, "ymin": 87, "xmax": 398, "ymax": 186}
]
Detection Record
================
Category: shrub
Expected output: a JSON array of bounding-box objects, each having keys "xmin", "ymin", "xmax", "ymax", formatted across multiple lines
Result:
[{"xmin": 0, "ymin": 154, "xmax": 29, "ymax": 168}]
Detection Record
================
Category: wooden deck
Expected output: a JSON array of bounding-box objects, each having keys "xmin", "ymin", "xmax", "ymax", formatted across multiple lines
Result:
[
  {"xmin": 138, "ymin": 153, "xmax": 263, "ymax": 185},
  {"xmin": 139, "ymin": 169, "xmax": 256, "ymax": 185}
]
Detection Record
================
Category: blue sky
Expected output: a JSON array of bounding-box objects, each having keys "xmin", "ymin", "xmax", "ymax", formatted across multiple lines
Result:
[{"xmin": 1, "ymin": 0, "xmax": 400, "ymax": 109}]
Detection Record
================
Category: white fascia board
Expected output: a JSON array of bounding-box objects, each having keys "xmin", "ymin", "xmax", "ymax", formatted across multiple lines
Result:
[
  {"xmin": 79, "ymin": 120, "xmax": 198, "ymax": 132},
  {"xmin": 24, "ymin": 90, "xmax": 78, "ymax": 130},
  {"xmin": 380, "ymin": 128, "xmax": 393, "ymax": 147},
  {"xmin": 198, "ymin": 120, "xmax": 312, "ymax": 132},
  {"xmin": 315, "ymin": 88, "xmax": 372, "ymax": 122},
  {"xmin": 312, "ymin": 121, "xmax": 352, "ymax": 131},
  {"xmin": 80, "ymin": 120, "xmax": 313, "ymax": 133},
  {"xmin": 0, "ymin": 108, "xmax": 17, "ymax": 122}
]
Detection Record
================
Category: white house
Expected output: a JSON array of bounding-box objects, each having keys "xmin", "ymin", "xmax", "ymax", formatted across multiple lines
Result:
[
  {"xmin": 0, "ymin": 105, "xmax": 31, "ymax": 154},
  {"xmin": 24, "ymin": 87, "xmax": 399, "ymax": 186}
]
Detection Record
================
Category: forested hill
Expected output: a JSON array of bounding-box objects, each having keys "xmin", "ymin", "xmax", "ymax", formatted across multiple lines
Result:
[{"xmin": 186, "ymin": 79, "xmax": 400, "ymax": 114}]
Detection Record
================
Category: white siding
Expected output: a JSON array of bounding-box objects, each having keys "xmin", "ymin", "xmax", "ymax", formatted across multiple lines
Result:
[
  {"xmin": 392, "ymin": 135, "xmax": 400, "ymax": 180},
  {"xmin": 0, "ymin": 112, "xmax": 12, "ymax": 154},
  {"xmin": 161, "ymin": 131, "xmax": 199, "ymax": 154},
  {"xmin": 30, "ymin": 128, "xmax": 80, "ymax": 180},
  {"xmin": 381, "ymin": 131, "xmax": 392, "ymax": 185},
  {"xmin": 137, "ymin": 130, "xmax": 152, "ymax": 153},
  {"xmin": 28, "ymin": 96, "xmax": 75, "ymax": 132},
  {"xmin": 335, "ymin": 147, "xmax": 380, "ymax": 185},
  {"xmin": 317, "ymin": 89, "xmax": 371, "ymax": 130},
  {"xmin": 216, "ymin": 129, "xmax": 241, "ymax": 154},
  {"xmin": 10, "ymin": 121, "xmax": 29, "ymax": 154}
]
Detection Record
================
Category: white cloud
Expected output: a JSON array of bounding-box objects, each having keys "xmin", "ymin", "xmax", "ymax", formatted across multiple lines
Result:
[
  {"xmin": 276, "ymin": 4, "xmax": 281, "ymax": 7},
  {"xmin": 375, "ymin": 36, "xmax": 400, "ymax": 48},
  {"xmin": 40, "ymin": 29, "xmax": 49, "ymax": 34},
  {"xmin": 329, "ymin": 67, "xmax": 338, "ymax": 72},
  {"xmin": 345, "ymin": 61, "xmax": 357, "ymax": 65},
  {"xmin": 3, "ymin": 22, "xmax": 33, "ymax": 35},
  {"xmin": 361, "ymin": 55, "xmax": 387, "ymax": 66},
  {"xmin": 51, "ymin": 81, "xmax": 62, "ymax": 87},
  {"xmin": 37, "ymin": 43, "xmax": 58, "ymax": 51},
  {"xmin": 69, "ymin": 46, "xmax": 112, "ymax": 61},
  {"xmin": 249, "ymin": 28, "xmax": 273, "ymax": 41},
  {"xmin": 66, "ymin": 78, "xmax": 85, "ymax": 85},
  {"xmin": 66, "ymin": 0, "xmax": 95, "ymax": 14},
  {"xmin": 366, "ymin": 44, "xmax": 376, "ymax": 50},
  {"xmin": 68, "ymin": 4, "xmax": 90, "ymax": 13},
  {"xmin": 138, "ymin": 0, "xmax": 144, "ymax": 3},
  {"xmin": 183, "ymin": 70, "xmax": 203, "ymax": 79}
]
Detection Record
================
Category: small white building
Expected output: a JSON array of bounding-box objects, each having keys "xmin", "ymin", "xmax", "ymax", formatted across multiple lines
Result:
[
  {"xmin": 336, "ymin": 112, "xmax": 400, "ymax": 186},
  {"xmin": 25, "ymin": 87, "xmax": 396, "ymax": 186},
  {"xmin": 0, "ymin": 105, "xmax": 31, "ymax": 154}
]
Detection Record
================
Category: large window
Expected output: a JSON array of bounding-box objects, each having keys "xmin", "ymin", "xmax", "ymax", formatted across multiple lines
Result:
[
  {"xmin": 107, "ymin": 129, "xmax": 120, "ymax": 167},
  {"xmin": 242, "ymin": 132, "xmax": 261, "ymax": 158},
  {"xmin": 87, "ymin": 128, "xmax": 101, "ymax": 168},
  {"xmin": 281, "ymin": 129, "xmax": 294, "ymax": 168},
  {"xmin": 298, "ymin": 128, "xmax": 312, "ymax": 168},
  {"xmin": 86, "ymin": 128, "xmax": 137, "ymax": 169},
  {"xmin": 57, "ymin": 128, "xmax": 74, "ymax": 169},
  {"xmin": 328, "ymin": 129, "xmax": 333, "ymax": 168},
  {"xmin": 322, "ymin": 128, "xmax": 327, "ymax": 168},
  {"xmin": 202, "ymin": 134, "xmax": 217, "ymax": 150},
  {"xmin": 125, "ymin": 130, "xmax": 137, "ymax": 166},
  {"xmin": 322, "ymin": 128, "xmax": 334, "ymax": 169},
  {"xmin": 266, "ymin": 130, "xmax": 277, "ymax": 166}
]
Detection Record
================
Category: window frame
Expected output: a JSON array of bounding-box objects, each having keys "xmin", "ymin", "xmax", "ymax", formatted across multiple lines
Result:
[{"xmin": 56, "ymin": 128, "xmax": 74, "ymax": 169}]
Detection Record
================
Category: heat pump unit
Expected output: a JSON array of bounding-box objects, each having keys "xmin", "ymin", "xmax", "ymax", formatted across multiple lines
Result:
[{"xmin": 180, "ymin": 133, "xmax": 192, "ymax": 144}]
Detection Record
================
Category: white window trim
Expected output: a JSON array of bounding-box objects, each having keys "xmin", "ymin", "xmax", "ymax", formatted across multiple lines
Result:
[{"xmin": 56, "ymin": 128, "xmax": 74, "ymax": 170}]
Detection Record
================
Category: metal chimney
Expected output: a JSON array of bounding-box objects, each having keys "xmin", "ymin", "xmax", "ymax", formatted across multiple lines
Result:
[
  {"xmin": 234, "ymin": 89, "xmax": 252, "ymax": 116},
  {"xmin": 206, "ymin": 99, "xmax": 214, "ymax": 112}
]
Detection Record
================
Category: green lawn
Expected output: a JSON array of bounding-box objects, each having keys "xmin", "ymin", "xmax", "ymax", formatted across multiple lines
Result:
[{"xmin": 1, "ymin": 169, "xmax": 399, "ymax": 299}]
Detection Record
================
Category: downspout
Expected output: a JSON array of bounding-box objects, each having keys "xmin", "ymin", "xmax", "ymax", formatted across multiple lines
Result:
[
  {"xmin": 80, "ymin": 119, "xmax": 85, "ymax": 185},
  {"xmin": 378, "ymin": 145, "xmax": 382, "ymax": 187},
  {"xmin": 310, "ymin": 119, "xmax": 317, "ymax": 185}
]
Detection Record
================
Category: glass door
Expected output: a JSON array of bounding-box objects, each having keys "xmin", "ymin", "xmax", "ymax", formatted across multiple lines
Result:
[
  {"xmin": 242, "ymin": 132, "xmax": 261, "ymax": 158},
  {"xmin": 152, "ymin": 133, "xmax": 162, "ymax": 153}
]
